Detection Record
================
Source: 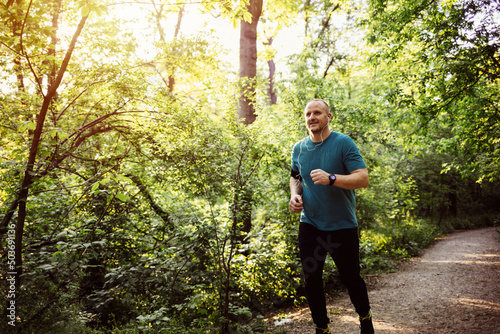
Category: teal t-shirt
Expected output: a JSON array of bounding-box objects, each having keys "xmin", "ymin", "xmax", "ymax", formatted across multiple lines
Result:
[{"xmin": 291, "ymin": 131, "xmax": 366, "ymax": 231}]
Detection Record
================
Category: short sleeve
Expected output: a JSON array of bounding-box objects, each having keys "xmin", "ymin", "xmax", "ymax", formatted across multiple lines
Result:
[
  {"xmin": 290, "ymin": 143, "xmax": 299, "ymax": 173},
  {"xmin": 343, "ymin": 136, "xmax": 367, "ymax": 172}
]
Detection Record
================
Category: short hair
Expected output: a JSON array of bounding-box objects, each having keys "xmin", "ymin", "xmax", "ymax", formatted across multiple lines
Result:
[{"xmin": 306, "ymin": 99, "xmax": 330, "ymax": 113}]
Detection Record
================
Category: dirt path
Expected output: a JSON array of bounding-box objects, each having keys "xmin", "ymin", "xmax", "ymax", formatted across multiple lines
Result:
[{"xmin": 266, "ymin": 227, "xmax": 500, "ymax": 334}]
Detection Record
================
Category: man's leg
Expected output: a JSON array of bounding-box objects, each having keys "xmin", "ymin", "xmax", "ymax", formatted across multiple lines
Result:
[
  {"xmin": 329, "ymin": 228, "xmax": 371, "ymax": 317},
  {"xmin": 298, "ymin": 223, "xmax": 329, "ymax": 329}
]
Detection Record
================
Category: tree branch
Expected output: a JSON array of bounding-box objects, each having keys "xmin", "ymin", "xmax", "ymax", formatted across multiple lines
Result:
[
  {"xmin": 126, "ymin": 174, "xmax": 173, "ymax": 227},
  {"xmin": 45, "ymin": 13, "xmax": 89, "ymax": 97},
  {"xmin": 312, "ymin": 3, "xmax": 340, "ymax": 49},
  {"xmin": 19, "ymin": 0, "xmax": 45, "ymax": 96}
]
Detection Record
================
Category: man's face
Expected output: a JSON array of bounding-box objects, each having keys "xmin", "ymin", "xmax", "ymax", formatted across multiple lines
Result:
[{"xmin": 304, "ymin": 101, "xmax": 331, "ymax": 133}]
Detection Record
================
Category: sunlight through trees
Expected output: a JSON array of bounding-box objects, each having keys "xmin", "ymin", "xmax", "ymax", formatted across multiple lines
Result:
[{"xmin": 0, "ymin": 0, "xmax": 498, "ymax": 333}]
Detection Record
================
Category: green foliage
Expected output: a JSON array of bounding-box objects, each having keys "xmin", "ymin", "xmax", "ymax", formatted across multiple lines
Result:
[
  {"xmin": 360, "ymin": 218, "xmax": 439, "ymax": 273},
  {"xmin": 364, "ymin": 0, "xmax": 500, "ymax": 182},
  {"xmin": 1, "ymin": 0, "xmax": 499, "ymax": 333}
]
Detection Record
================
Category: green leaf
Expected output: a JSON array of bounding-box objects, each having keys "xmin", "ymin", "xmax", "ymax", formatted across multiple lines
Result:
[
  {"xmin": 38, "ymin": 264, "xmax": 54, "ymax": 270},
  {"xmin": 91, "ymin": 182, "xmax": 100, "ymax": 192},
  {"xmin": 243, "ymin": 12, "xmax": 253, "ymax": 23},
  {"xmin": 19, "ymin": 121, "xmax": 36, "ymax": 133},
  {"xmin": 116, "ymin": 193, "xmax": 128, "ymax": 202},
  {"xmin": 81, "ymin": 6, "xmax": 90, "ymax": 17},
  {"xmin": 55, "ymin": 231, "xmax": 67, "ymax": 238},
  {"xmin": 94, "ymin": 5, "xmax": 108, "ymax": 16}
]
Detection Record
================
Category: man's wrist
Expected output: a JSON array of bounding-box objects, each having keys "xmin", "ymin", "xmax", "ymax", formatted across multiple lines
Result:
[{"xmin": 329, "ymin": 174, "xmax": 336, "ymax": 186}]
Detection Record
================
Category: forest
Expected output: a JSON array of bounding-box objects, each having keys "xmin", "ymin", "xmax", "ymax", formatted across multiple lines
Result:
[{"xmin": 0, "ymin": 0, "xmax": 499, "ymax": 333}]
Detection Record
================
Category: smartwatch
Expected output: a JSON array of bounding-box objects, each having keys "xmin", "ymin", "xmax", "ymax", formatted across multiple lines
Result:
[{"xmin": 329, "ymin": 174, "xmax": 336, "ymax": 186}]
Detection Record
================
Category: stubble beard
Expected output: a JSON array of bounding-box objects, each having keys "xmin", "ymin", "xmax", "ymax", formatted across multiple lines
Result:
[{"xmin": 308, "ymin": 122, "xmax": 326, "ymax": 134}]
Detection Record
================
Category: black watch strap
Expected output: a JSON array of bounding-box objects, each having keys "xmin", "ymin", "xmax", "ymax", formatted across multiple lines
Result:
[{"xmin": 329, "ymin": 174, "xmax": 336, "ymax": 186}]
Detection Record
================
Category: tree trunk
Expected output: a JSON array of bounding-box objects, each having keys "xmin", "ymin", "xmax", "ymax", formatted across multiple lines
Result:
[
  {"xmin": 238, "ymin": 0, "xmax": 263, "ymax": 124},
  {"xmin": 264, "ymin": 37, "xmax": 277, "ymax": 105},
  {"xmin": 47, "ymin": 0, "xmax": 62, "ymax": 89},
  {"xmin": 4, "ymin": 13, "xmax": 89, "ymax": 288},
  {"xmin": 151, "ymin": 2, "xmax": 184, "ymax": 93},
  {"xmin": 168, "ymin": 5, "xmax": 184, "ymax": 93}
]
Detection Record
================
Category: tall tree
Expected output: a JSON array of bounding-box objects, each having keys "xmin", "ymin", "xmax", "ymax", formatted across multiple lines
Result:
[
  {"xmin": 0, "ymin": 0, "xmax": 144, "ymax": 289},
  {"xmin": 259, "ymin": 0, "xmax": 301, "ymax": 104},
  {"xmin": 238, "ymin": 0, "xmax": 263, "ymax": 124},
  {"xmin": 0, "ymin": 1, "xmax": 90, "ymax": 286},
  {"xmin": 150, "ymin": 0, "xmax": 185, "ymax": 92}
]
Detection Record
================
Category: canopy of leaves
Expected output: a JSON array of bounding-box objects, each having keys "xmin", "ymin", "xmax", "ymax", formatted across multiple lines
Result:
[{"xmin": 0, "ymin": 0, "xmax": 499, "ymax": 333}]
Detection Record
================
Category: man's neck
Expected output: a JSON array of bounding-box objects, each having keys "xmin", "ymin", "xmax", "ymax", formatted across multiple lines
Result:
[{"xmin": 309, "ymin": 127, "xmax": 331, "ymax": 143}]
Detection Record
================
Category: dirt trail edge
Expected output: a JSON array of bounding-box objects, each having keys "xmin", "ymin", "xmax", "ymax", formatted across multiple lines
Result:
[{"xmin": 266, "ymin": 227, "xmax": 500, "ymax": 334}]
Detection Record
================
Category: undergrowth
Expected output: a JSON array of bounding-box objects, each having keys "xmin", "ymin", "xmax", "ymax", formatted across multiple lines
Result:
[{"xmin": 5, "ymin": 217, "xmax": 496, "ymax": 334}]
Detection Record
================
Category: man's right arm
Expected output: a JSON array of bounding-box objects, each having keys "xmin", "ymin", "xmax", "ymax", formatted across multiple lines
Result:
[{"xmin": 289, "ymin": 177, "xmax": 303, "ymax": 213}]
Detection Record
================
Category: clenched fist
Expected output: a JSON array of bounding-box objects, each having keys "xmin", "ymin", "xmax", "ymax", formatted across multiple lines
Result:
[
  {"xmin": 310, "ymin": 169, "xmax": 330, "ymax": 185},
  {"xmin": 289, "ymin": 194, "xmax": 303, "ymax": 213}
]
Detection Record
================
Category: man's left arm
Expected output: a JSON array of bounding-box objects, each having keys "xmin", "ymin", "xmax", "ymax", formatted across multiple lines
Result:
[{"xmin": 310, "ymin": 168, "xmax": 369, "ymax": 190}]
